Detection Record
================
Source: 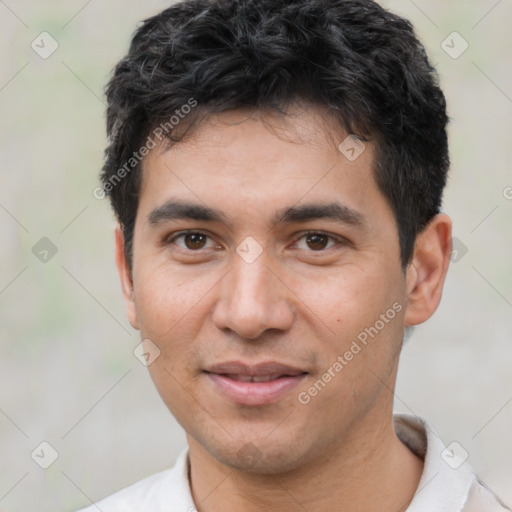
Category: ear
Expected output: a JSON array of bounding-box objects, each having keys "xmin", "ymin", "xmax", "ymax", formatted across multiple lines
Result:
[
  {"xmin": 404, "ymin": 213, "xmax": 452, "ymax": 326},
  {"xmin": 115, "ymin": 225, "xmax": 139, "ymax": 330}
]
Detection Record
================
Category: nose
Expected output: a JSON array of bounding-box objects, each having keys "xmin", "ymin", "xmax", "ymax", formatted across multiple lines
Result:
[{"xmin": 212, "ymin": 252, "xmax": 294, "ymax": 340}]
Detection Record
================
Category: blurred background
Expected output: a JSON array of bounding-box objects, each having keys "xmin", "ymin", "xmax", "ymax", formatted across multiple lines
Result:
[{"xmin": 0, "ymin": 1, "xmax": 510, "ymax": 510}]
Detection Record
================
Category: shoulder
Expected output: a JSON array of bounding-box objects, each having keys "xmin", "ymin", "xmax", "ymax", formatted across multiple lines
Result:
[
  {"xmin": 76, "ymin": 468, "xmax": 174, "ymax": 512},
  {"xmin": 462, "ymin": 478, "xmax": 512, "ymax": 512},
  {"xmin": 393, "ymin": 414, "xmax": 511, "ymax": 512},
  {"xmin": 75, "ymin": 449, "xmax": 195, "ymax": 512}
]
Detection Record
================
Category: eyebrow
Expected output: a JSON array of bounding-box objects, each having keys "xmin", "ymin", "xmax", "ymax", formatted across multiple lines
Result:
[{"xmin": 147, "ymin": 199, "xmax": 366, "ymax": 229}]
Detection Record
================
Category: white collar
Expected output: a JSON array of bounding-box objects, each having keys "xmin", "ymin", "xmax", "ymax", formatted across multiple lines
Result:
[{"xmin": 394, "ymin": 414, "xmax": 475, "ymax": 512}]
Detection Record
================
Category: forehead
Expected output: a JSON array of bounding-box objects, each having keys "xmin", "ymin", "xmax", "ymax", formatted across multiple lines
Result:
[{"xmin": 137, "ymin": 106, "xmax": 386, "ymax": 229}]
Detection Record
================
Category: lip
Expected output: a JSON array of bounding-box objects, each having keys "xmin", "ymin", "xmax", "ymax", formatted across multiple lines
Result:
[{"xmin": 204, "ymin": 361, "xmax": 308, "ymax": 406}]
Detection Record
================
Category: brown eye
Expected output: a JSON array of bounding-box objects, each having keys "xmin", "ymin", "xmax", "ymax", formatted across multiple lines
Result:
[
  {"xmin": 306, "ymin": 233, "xmax": 330, "ymax": 250},
  {"xmin": 183, "ymin": 232, "xmax": 208, "ymax": 250},
  {"xmin": 294, "ymin": 232, "xmax": 340, "ymax": 252},
  {"xmin": 167, "ymin": 231, "xmax": 215, "ymax": 251}
]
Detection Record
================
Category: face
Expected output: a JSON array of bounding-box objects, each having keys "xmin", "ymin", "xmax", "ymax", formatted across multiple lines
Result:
[{"xmin": 119, "ymin": 106, "xmax": 418, "ymax": 474}]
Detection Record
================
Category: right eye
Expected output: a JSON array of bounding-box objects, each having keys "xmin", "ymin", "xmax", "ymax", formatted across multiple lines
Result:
[{"xmin": 165, "ymin": 231, "xmax": 218, "ymax": 251}]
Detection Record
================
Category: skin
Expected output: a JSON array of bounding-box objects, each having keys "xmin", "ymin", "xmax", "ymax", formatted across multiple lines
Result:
[{"xmin": 115, "ymin": 105, "xmax": 452, "ymax": 512}]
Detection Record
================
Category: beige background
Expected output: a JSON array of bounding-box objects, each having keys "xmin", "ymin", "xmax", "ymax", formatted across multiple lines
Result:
[{"xmin": 0, "ymin": 1, "xmax": 511, "ymax": 510}]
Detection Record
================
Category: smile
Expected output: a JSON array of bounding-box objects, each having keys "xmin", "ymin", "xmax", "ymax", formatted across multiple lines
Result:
[{"xmin": 204, "ymin": 361, "xmax": 308, "ymax": 406}]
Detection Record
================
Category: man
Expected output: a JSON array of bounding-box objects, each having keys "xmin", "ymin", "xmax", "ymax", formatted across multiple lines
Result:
[{"xmin": 79, "ymin": 0, "xmax": 510, "ymax": 510}]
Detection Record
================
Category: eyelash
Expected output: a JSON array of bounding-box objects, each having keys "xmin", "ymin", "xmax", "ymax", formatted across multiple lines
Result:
[{"xmin": 164, "ymin": 230, "xmax": 346, "ymax": 253}]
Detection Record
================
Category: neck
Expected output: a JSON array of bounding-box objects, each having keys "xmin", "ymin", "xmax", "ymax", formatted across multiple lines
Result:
[{"xmin": 187, "ymin": 411, "xmax": 424, "ymax": 512}]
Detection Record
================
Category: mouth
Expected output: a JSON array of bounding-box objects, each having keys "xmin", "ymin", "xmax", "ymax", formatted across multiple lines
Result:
[
  {"xmin": 216, "ymin": 373, "xmax": 300, "ymax": 382},
  {"xmin": 204, "ymin": 361, "xmax": 308, "ymax": 406}
]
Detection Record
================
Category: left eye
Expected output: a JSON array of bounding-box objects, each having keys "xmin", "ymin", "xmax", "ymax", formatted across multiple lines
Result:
[{"xmin": 295, "ymin": 233, "xmax": 339, "ymax": 251}]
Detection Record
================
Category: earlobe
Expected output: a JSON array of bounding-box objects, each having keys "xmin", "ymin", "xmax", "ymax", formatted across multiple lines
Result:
[
  {"xmin": 404, "ymin": 213, "xmax": 452, "ymax": 327},
  {"xmin": 114, "ymin": 226, "xmax": 139, "ymax": 330}
]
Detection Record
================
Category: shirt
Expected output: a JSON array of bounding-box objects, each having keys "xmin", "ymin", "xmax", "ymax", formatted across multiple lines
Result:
[{"xmin": 77, "ymin": 414, "xmax": 511, "ymax": 511}]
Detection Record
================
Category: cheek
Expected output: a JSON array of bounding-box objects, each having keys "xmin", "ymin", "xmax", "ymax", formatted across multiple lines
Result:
[
  {"xmin": 291, "ymin": 263, "xmax": 405, "ymax": 396},
  {"xmin": 288, "ymin": 260, "xmax": 403, "ymax": 336},
  {"xmin": 133, "ymin": 267, "xmax": 210, "ymax": 418},
  {"xmin": 131, "ymin": 263, "xmax": 227, "ymax": 396},
  {"xmin": 132, "ymin": 261, "xmax": 216, "ymax": 339}
]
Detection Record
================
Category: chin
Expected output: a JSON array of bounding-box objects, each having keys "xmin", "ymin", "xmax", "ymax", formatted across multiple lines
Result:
[{"xmin": 203, "ymin": 435, "xmax": 313, "ymax": 475}]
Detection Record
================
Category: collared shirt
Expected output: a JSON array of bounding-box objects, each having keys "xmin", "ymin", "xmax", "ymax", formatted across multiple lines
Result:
[{"xmin": 77, "ymin": 414, "xmax": 511, "ymax": 512}]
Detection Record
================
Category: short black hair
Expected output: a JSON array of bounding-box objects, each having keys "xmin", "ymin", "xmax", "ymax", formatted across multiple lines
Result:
[{"xmin": 102, "ymin": 0, "xmax": 449, "ymax": 268}]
